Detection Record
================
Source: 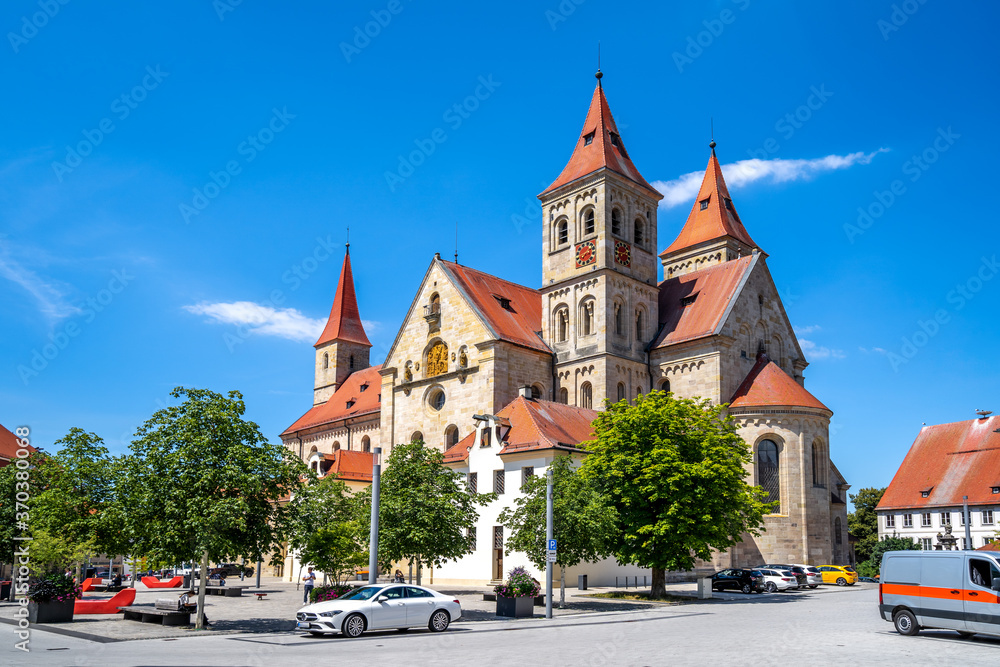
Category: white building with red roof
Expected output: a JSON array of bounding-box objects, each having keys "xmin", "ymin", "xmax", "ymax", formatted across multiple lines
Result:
[
  {"xmin": 877, "ymin": 414, "xmax": 1000, "ymax": 551},
  {"xmin": 282, "ymin": 71, "xmax": 849, "ymax": 583}
]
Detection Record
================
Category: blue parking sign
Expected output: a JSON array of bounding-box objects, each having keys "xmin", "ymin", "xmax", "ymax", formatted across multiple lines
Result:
[{"xmin": 548, "ymin": 539, "xmax": 557, "ymax": 551}]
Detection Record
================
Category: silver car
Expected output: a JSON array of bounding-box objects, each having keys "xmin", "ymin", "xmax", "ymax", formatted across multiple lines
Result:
[
  {"xmin": 791, "ymin": 564, "xmax": 823, "ymax": 589},
  {"xmin": 295, "ymin": 584, "xmax": 461, "ymax": 638}
]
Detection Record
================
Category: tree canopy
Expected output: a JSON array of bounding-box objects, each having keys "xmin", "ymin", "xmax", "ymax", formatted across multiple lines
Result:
[
  {"xmin": 287, "ymin": 475, "xmax": 368, "ymax": 584},
  {"xmin": 847, "ymin": 487, "xmax": 886, "ymax": 564},
  {"xmin": 582, "ymin": 391, "xmax": 773, "ymax": 597},
  {"xmin": 360, "ymin": 440, "xmax": 493, "ymax": 582}
]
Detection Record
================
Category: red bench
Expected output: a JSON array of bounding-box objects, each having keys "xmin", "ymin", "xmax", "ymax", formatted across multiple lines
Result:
[
  {"xmin": 80, "ymin": 577, "xmax": 100, "ymax": 592},
  {"xmin": 75, "ymin": 588, "xmax": 136, "ymax": 614},
  {"xmin": 141, "ymin": 576, "xmax": 184, "ymax": 588}
]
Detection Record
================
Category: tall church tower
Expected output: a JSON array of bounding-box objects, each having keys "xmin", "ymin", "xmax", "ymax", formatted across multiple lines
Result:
[
  {"xmin": 313, "ymin": 246, "xmax": 372, "ymax": 405},
  {"xmin": 538, "ymin": 72, "xmax": 663, "ymax": 408}
]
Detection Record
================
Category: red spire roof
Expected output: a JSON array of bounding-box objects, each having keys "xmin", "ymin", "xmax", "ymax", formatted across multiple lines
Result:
[
  {"xmin": 730, "ymin": 353, "xmax": 830, "ymax": 412},
  {"xmin": 541, "ymin": 81, "xmax": 659, "ymax": 198},
  {"xmin": 314, "ymin": 248, "xmax": 371, "ymax": 348},
  {"xmin": 661, "ymin": 148, "xmax": 759, "ymax": 256}
]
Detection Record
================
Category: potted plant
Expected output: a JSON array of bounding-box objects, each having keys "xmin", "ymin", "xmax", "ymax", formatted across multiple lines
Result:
[
  {"xmin": 27, "ymin": 573, "xmax": 81, "ymax": 623},
  {"xmin": 494, "ymin": 566, "xmax": 540, "ymax": 618}
]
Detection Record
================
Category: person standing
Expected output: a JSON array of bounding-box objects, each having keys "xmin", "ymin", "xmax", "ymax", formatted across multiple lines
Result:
[{"xmin": 302, "ymin": 567, "xmax": 316, "ymax": 603}]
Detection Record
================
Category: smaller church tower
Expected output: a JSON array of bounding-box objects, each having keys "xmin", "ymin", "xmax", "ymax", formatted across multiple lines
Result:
[
  {"xmin": 313, "ymin": 246, "xmax": 372, "ymax": 405},
  {"xmin": 659, "ymin": 143, "xmax": 762, "ymax": 280}
]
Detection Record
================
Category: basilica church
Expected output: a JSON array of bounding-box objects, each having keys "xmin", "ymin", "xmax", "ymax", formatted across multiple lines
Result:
[{"xmin": 281, "ymin": 73, "xmax": 851, "ymax": 585}]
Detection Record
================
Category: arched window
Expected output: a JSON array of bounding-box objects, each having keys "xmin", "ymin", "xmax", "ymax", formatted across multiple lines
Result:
[
  {"xmin": 557, "ymin": 219, "xmax": 568, "ymax": 246},
  {"xmin": 322, "ymin": 353, "xmax": 329, "ymax": 370},
  {"xmin": 611, "ymin": 208, "xmax": 622, "ymax": 237},
  {"xmin": 580, "ymin": 382, "xmax": 593, "ymax": 409},
  {"xmin": 580, "ymin": 299, "xmax": 595, "ymax": 336},
  {"xmin": 349, "ymin": 355, "xmax": 355, "ymax": 370},
  {"xmin": 530, "ymin": 385, "xmax": 542, "ymax": 400},
  {"xmin": 429, "ymin": 292, "xmax": 441, "ymax": 315},
  {"xmin": 410, "ymin": 431, "xmax": 423, "ymax": 443},
  {"xmin": 617, "ymin": 382, "xmax": 626, "ymax": 402},
  {"xmin": 555, "ymin": 307, "xmax": 569, "ymax": 343},
  {"xmin": 636, "ymin": 386, "xmax": 642, "ymax": 398},
  {"xmin": 614, "ymin": 301, "xmax": 623, "ymax": 335},
  {"xmin": 333, "ymin": 441, "xmax": 341, "ymax": 451},
  {"xmin": 429, "ymin": 388, "xmax": 446, "ymax": 411},
  {"xmin": 634, "ymin": 218, "xmax": 644, "ymax": 246},
  {"xmin": 559, "ymin": 387, "xmax": 568, "ymax": 404},
  {"xmin": 361, "ymin": 436, "xmax": 371, "ymax": 453},
  {"xmin": 660, "ymin": 379, "xmax": 670, "ymax": 393},
  {"xmin": 583, "ymin": 208, "xmax": 595, "ymax": 236},
  {"xmin": 445, "ymin": 425, "xmax": 459, "ymax": 449},
  {"xmin": 812, "ymin": 442, "xmax": 821, "ymax": 487},
  {"xmin": 635, "ymin": 309, "xmax": 644, "ymax": 341},
  {"xmin": 834, "ymin": 517, "xmax": 843, "ymax": 545},
  {"xmin": 758, "ymin": 439, "xmax": 780, "ymax": 509}
]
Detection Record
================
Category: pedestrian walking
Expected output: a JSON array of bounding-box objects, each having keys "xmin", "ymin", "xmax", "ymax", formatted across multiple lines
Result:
[{"xmin": 302, "ymin": 567, "xmax": 316, "ymax": 603}]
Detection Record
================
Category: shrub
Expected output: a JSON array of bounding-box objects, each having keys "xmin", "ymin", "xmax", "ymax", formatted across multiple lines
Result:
[
  {"xmin": 493, "ymin": 566, "xmax": 540, "ymax": 599},
  {"xmin": 27, "ymin": 573, "xmax": 82, "ymax": 603},
  {"xmin": 311, "ymin": 583, "xmax": 355, "ymax": 603}
]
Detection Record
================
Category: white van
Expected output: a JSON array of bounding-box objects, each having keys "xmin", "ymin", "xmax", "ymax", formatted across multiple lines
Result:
[{"xmin": 880, "ymin": 550, "xmax": 1000, "ymax": 637}]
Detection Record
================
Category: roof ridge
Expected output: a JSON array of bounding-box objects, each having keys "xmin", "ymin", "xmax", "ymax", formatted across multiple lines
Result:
[{"xmin": 440, "ymin": 259, "xmax": 540, "ymax": 294}]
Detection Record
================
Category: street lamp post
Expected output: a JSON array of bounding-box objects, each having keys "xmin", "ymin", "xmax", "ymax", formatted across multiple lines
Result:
[
  {"xmin": 368, "ymin": 447, "xmax": 382, "ymax": 585},
  {"xmin": 545, "ymin": 469, "xmax": 553, "ymax": 620}
]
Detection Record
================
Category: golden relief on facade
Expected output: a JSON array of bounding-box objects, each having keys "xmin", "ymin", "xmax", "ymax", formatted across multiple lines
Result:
[{"xmin": 426, "ymin": 342, "xmax": 449, "ymax": 377}]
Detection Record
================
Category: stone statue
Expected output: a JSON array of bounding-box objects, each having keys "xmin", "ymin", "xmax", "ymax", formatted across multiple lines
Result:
[
  {"xmin": 937, "ymin": 522, "xmax": 959, "ymax": 551},
  {"xmin": 427, "ymin": 342, "xmax": 448, "ymax": 377}
]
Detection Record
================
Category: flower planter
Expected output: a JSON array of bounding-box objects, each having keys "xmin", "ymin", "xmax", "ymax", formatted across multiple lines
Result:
[
  {"xmin": 28, "ymin": 600, "xmax": 75, "ymax": 624},
  {"xmin": 496, "ymin": 595, "xmax": 534, "ymax": 618}
]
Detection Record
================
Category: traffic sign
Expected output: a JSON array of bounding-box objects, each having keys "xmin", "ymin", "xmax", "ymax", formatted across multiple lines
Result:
[
  {"xmin": 546, "ymin": 552, "xmax": 557, "ymax": 563},
  {"xmin": 547, "ymin": 539, "xmax": 557, "ymax": 551}
]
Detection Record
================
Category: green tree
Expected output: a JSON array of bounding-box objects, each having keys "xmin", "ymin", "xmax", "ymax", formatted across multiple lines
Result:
[
  {"xmin": 582, "ymin": 391, "xmax": 773, "ymax": 598},
  {"xmin": 856, "ymin": 534, "xmax": 921, "ymax": 578},
  {"xmin": 499, "ymin": 455, "xmax": 617, "ymax": 607},
  {"xmin": 847, "ymin": 487, "xmax": 886, "ymax": 564},
  {"xmin": 116, "ymin": 387, "xmax": 306, "ymax": 628},
  {"xmin": 287, "ymin": 475, "xmax": 368, "ymax": 585},
  {"xmin": 30, "ymin": 430, "xmax": 121, "ymax": 580},
  {"xmin": 361, "ymin": 441, "xmax": 494, "ymax": 583}
]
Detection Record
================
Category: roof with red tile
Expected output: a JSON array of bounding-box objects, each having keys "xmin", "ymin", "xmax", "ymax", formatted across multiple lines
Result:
[
  {"xmin": 651, "ymin": 255, "xmax": 754, "ymax": 349},
  {"xmin": 978, "ymin": 542, "xmax": 1000, "ymax": 552},
  {"xmin": 443, "ymin": 396, "xmax": 597, "ymax": 464},
  {"xmin": 661, "ymin": 149, "xmax": 760, "ymax": 257},
  {"xmin": 322, "ymin": 449, "xmax": 375, "ymax": 483},
  {"xmin": 439, "ymin": 260, "xmax": 549, "ymax": 354},
  {"xmin": 282, "ymin": 365, "xmax": 382, "ymax": 435},
  {"xmin": 0, "ymin": 423, "xmax": 34, "ymax": 463},
  {"xmin": 729, "ymin": 353, "xmax": 831, "ymax": 412},
  {"xmin": 315, "ymin": 249, "xmax": 372, "ymax": 348},
  {"xmin": 877, "ymin": 416, "xmax": 1000, "ymax": 511},
  {"xmin": 540, "ymin": 81, "xmax": 660, "ymax": 199}
]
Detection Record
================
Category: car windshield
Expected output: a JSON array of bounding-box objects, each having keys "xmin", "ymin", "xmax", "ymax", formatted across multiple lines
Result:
[{"xmin": 336, "ymin": 586, "xmax": 385, "ymax": 601}]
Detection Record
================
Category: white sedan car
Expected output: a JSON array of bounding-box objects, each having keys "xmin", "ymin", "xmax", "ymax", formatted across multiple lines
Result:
[{"xmin": 295, "ymin": 584, "xmax": 461, "ymax": 638}]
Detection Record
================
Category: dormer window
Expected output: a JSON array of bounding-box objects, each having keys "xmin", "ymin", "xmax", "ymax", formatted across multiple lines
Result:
[
  {"xmin": 583, "ymin": 131, "xmax": 595, "ymax": 146},
  {"xmin": 360, "ymin": 383, "xmax": 369, "ymax": 392},
  {"xmin": 346, "ymin": 400, "xmax": 356, "ymax": 409},
  {"xmin": 609, "ymin": 132, "xmax": 627, "ymax": 156},
  {"xmin": 681, "ymin": 294, "xmax": 698, "ymax": 307},
  {"xmin": 699, "ymin": 197, "xmax": 710, "ymax": 210},
  {"xmin": 724, "ymin": 197, "xmax": 734, "ymax": 211},
  {"xmin": 494, "ymin": 295, "xmax": 514, "ymax": 312},
  {"xmin": 992, "ymin": 486, "xmax": 1000, "ymax": 494}
]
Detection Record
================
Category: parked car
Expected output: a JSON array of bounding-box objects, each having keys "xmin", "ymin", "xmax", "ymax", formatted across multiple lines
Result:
[
  {"xmin": 755, "ymin": 569, "xmax": 799, "ymax": 593},
  {"xmin": 817, "ymin": 565, "xmax": 858, "ymax": 586},
  {"xmin": 295, "ymin": 584, "xmax": 461, "ymax": 638},
  {"xmin": 710, "ymin": 569, "xmax": 765, "ymax": 594},
  {"xmin": 792, "ymin": 565, "xmax": 823, "ymax": 588},
  {"xmin": 210, "ymin": 563, "xmax": 254, "ymax": 578},
  {"xmin": 881, "ymin": 550, "xmax": 1000, "ymax": 638},
  {"xmin": 762, "ymin": 564, "xmax": 809, "ymax": 588}
]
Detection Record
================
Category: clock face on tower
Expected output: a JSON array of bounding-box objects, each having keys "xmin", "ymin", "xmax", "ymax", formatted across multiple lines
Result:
[
  {"xmin": 614, "ymin": 241, "xmax": 631, "ymax": 267},
  {"xmin": 575, "ymin": 240, "xmax": 596, "ymax": 268}
]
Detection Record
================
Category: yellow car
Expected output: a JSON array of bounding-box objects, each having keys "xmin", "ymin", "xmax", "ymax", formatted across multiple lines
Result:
[{"xmin": 817, "ymin": 565, "xmax": 858, "ymax": 586}]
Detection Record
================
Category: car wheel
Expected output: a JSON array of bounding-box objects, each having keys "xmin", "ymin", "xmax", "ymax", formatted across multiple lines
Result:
[
  {"xmin": 308, "ymin": 631, "xmax": 325, "ymax": 638},
  {"xmin": 836, "ymin": 577, "xmax": 847, "ymax": 586},
  {"xmin": 341, "ymin": 614, "xmax": 366, "ymax": 638},
  {"xmin": 765, "ymin": 582, "xmax": 777, "ymax": 593},
  {"xmin": 957, "ymin": 631, "xmax": 976, "ymax": 638},
  {"xmin": 429, "ymin": 610, "xmax": 450, "ymax": 633},
  {"xmin": 741, "ymin": 583, "xmax": 752, "ymax": 594},
  {"xmin": 893, "ymin": 609, "xmax": 919, "ymax": 636},
  {"xmin": 809, "ymin": 585, "xmax": 818, "ymax": 589}
]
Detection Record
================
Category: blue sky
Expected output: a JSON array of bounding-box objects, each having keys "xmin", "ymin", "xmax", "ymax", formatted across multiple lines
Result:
[{"xmin": 2, "ymin": 0, "xmax": 997, "ymax": 502}]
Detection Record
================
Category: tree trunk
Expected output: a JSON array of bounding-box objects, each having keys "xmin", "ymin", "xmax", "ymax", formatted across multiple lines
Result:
[
  {"xmin": 650, "ymin": 567, "xmax": 666, "ymax": 599},
  {"xmin": 416, "ymin": 559, "xmax": 422, "ymax": 586},
  {"xmin": 196, "ymin": 550, "xmax": 209, "ymax": 630},
  {"xmin": 559, "ymin": 566, "xmax": 566, "ymax": 609}
]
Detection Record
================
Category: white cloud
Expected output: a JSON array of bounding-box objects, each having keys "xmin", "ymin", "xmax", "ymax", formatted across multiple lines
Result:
[
  {"xmin": 652, "ymin": 149, "xmax": 890, "ymax": 208},
  {"xmin": 184, "ymin": 301, "xmax": 325, "ymax": 343},
  {"xmin": 858, "ymin": 346, "xmax": 887, "ymax": 355},
  {"xmin": 0, "ymin": 241, "xmax": 81, "ymax": 321},
  {"xmin": 794, "ymin": 324, "xmax": 822, "ymax": 335},
  {"xmin": 800, "ymin": 339, "xmax": 846, "ymax": 360}
]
